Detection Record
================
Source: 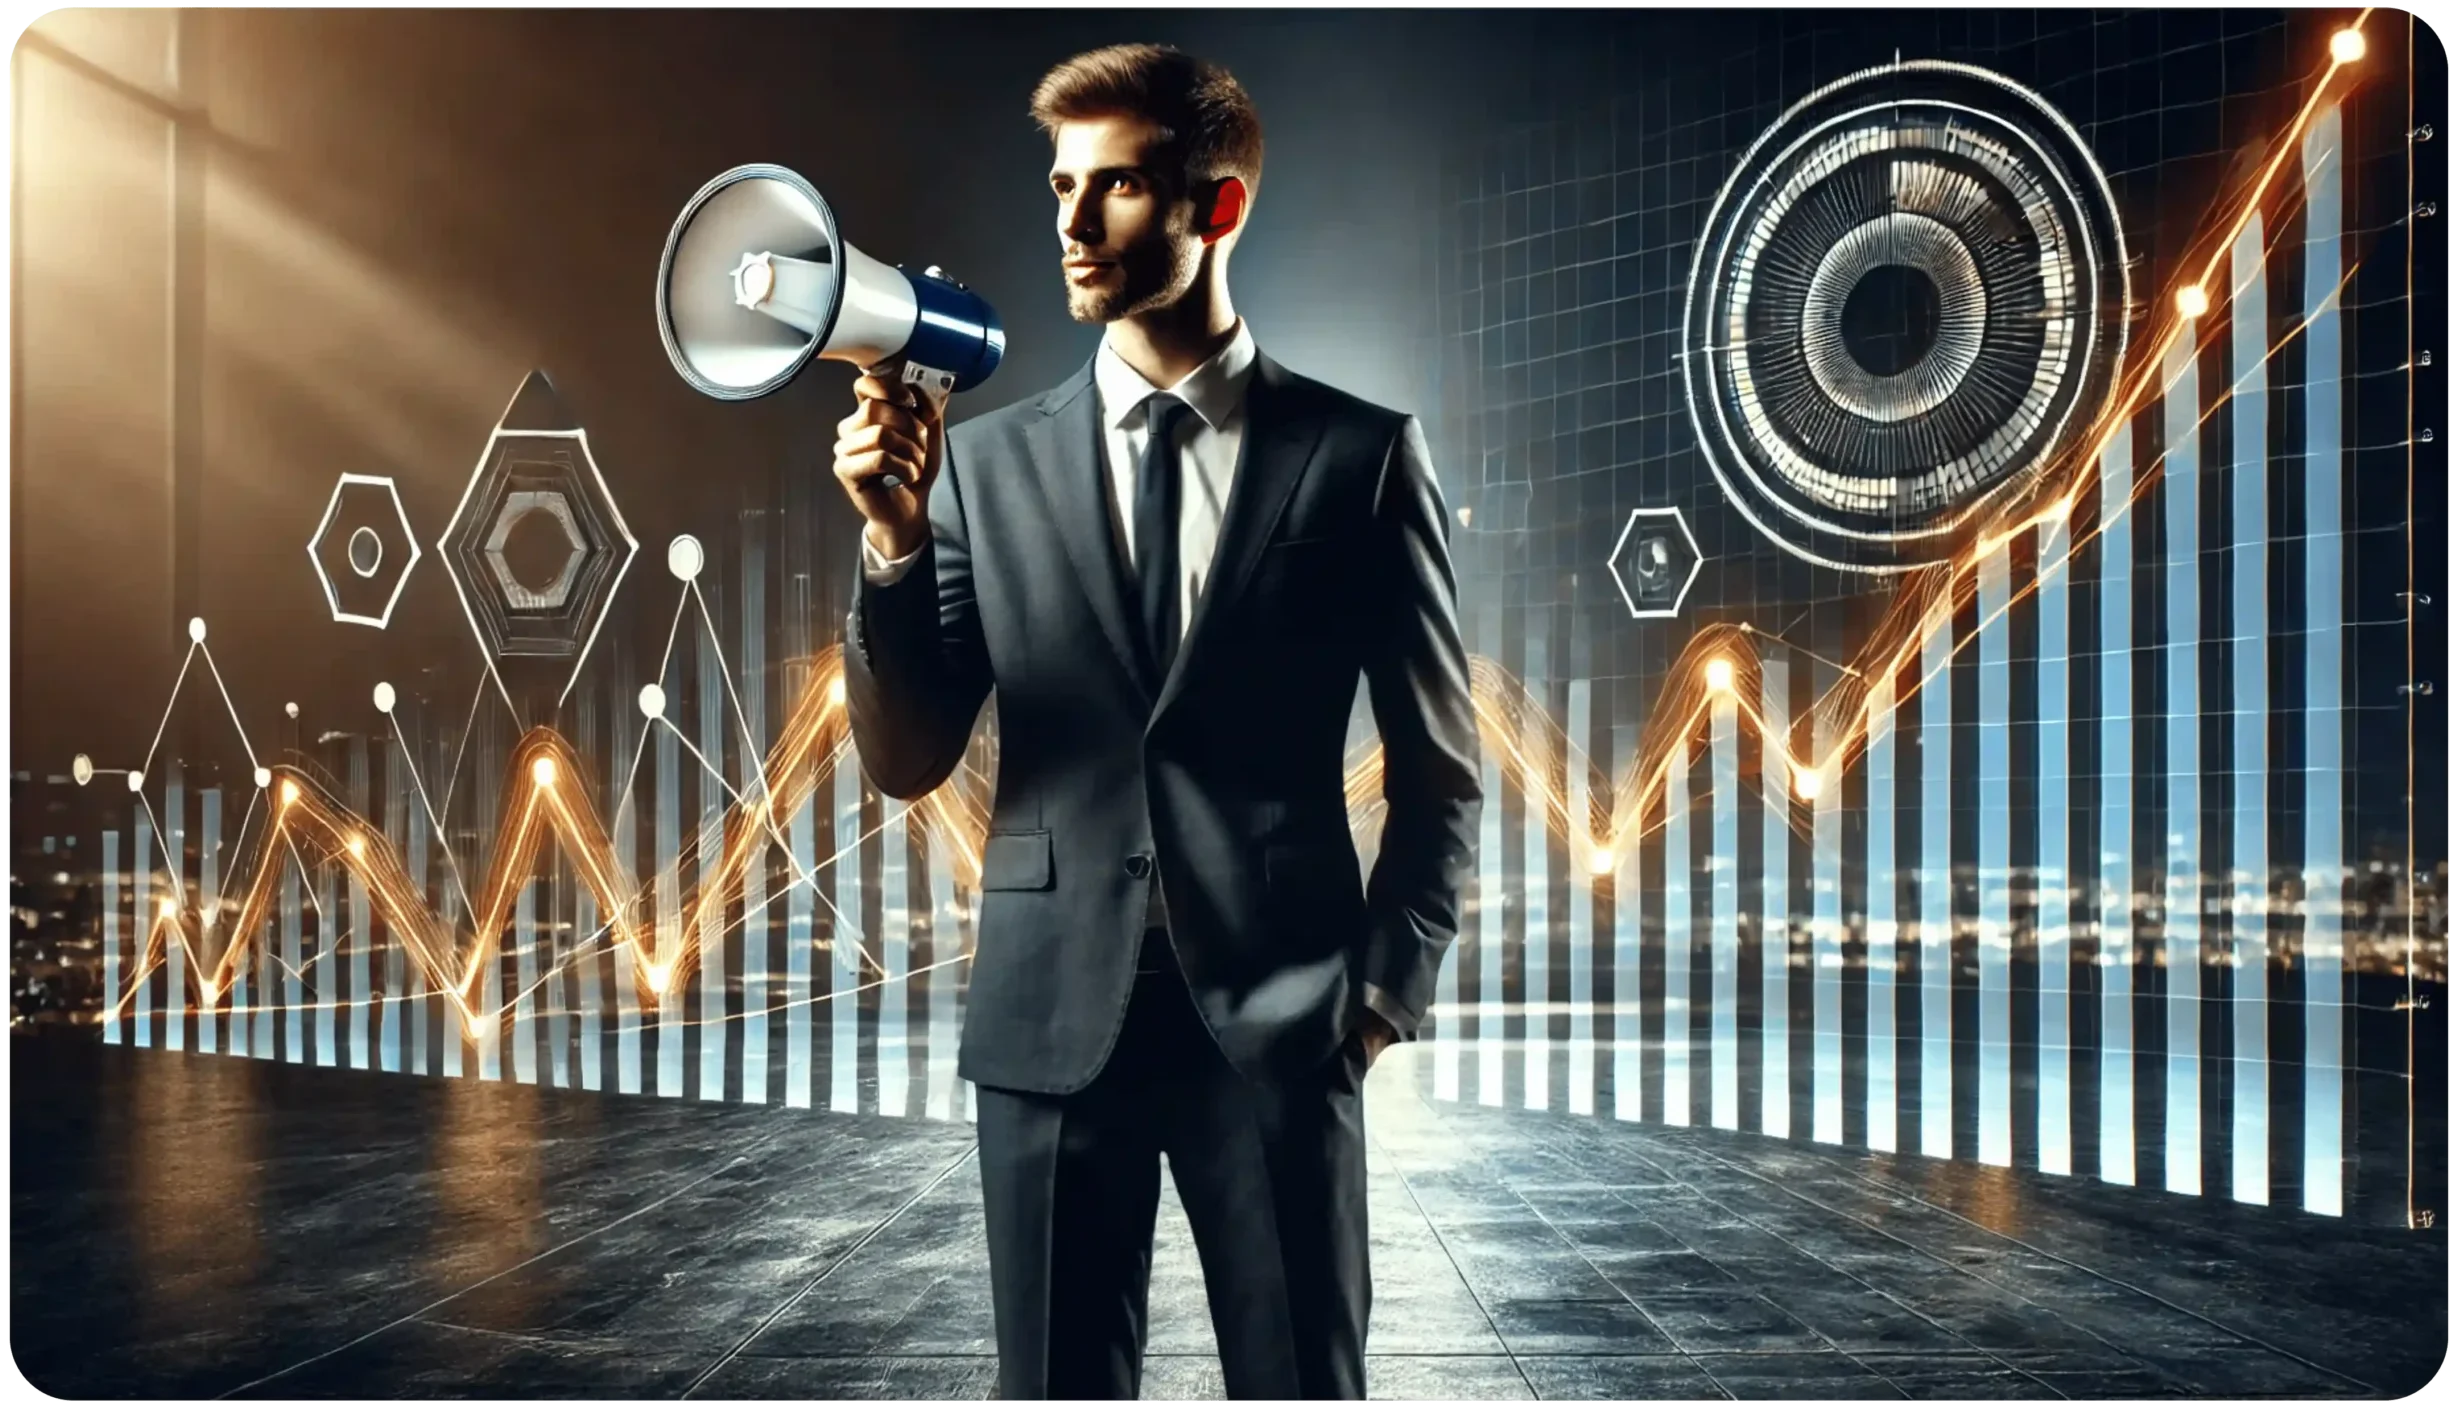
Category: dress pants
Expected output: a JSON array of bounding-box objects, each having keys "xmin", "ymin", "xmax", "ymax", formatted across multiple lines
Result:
[{"xmin": 972, "ymin": 926, "xmax": 1372, "ymax": 1400}]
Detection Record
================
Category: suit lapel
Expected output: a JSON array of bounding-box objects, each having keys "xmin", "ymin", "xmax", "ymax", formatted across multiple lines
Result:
[
  {"xmin": 1152, "ymin": 351, "xmax": 1326, "ymax": 721},
  {"xmin": 1025, "ymin": 357, "xmax": 1152, "ymax": 696}
]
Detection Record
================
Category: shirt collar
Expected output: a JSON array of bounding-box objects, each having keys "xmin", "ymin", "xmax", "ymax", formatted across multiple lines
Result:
[{"xmin": 1094, "ymin": 317, "xmax": 1258, "ymax": 433}]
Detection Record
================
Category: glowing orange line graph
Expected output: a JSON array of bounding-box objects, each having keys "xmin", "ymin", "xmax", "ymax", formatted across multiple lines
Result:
[
  {"xmin": 1562, "ymin": 18, "xmax": 2383, "ymax": 867},
  {"xmin": 110, "ymin": 22, "xmax": 2374, "ymax": 1042},
  {"xmin": 111, "ymin": 644, "xmax": 995, "ymax": 1043}
]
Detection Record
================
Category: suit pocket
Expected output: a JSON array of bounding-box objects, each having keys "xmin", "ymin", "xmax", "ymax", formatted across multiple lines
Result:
[{"xmin": 980, "ymin": 829, "xmax": 1053, "ymax": 891}]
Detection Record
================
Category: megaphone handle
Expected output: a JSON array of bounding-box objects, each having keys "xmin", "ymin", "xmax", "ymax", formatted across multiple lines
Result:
[{"xmin": 861, "ymin": 358, "xmax": 952, "ymax": 492}]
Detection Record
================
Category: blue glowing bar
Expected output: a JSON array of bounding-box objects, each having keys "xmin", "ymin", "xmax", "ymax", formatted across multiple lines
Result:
[
  {"xmin": 572, "ymin": 702, "xmax": 598, "ymax": 1090},
  {"xmin": 422, "ymin": 738, "xmax": 445, "ymax": 1077},
  {"xmin": 1813, "ymin": 690, "xmax": 1842, "ymax": 1145},
  {"xmin": 1568, "ymin": 677, "xmax": 1595, "ymax": 1117},
  {"xmin": 513, "ymin": 738, "xmax": 539, "ymax": 1088},
  {"xmin": 317, "ymin": 864, "xmax": 339, "ymax": 1068},
  {"xmin": 381, "ymin": 740, "xmax": 406, "ymax": 1074},
  {"xmin": 547, "ymin": 880, "xmax": 570, "ymax": 1090},
  {"xmin": 700, "ymin": 627, "xmax": 728, "ymax": 1103},
  {"xmin": 656, "ymin": 708, "xmax": 681, "ymax": 1097},
  {"xmin": 1979, "ymin": 542, "xmax": 2011, "ymax": 1167},
  {"xmin": 2301, "ymin": 101, "xmax": 2346, "ymax": 1218},
  {"xmin": 2099, "ymin": 422, "xmax": 2136, "ymax": 1186},
  {"xmin": 881, "ymin": 803, "xmax": 911, "ymax": 1117},
  {"xmin": 1866, "ymin": 672, "xmax": 1897, "ymax": 1153},
  {"xmin": 1523, "ymin": 639, "xmax": 1551, "ymax": 1114},
  {"xmin": 1478, "ymin": 730, "xmax": 1506, "ymax": 1108},
  {"xmin": 545, "ymin": 878, "xmax": 568, "ymax": 1088},
  {"xmin": 515, "ymin": 879, "xmax": 538, "ymax": 1086},
  {"xmin": 1712, "ymin": 690, "xmax": 1739, "ymax": 1132},
  {"xmin": 1612, "ymin": 719, "xmax": 1643, "ymax": 1123},
  {"xmin": 1663, "ymin": 739, "xmax": 1692, "ymax": 1126},
  {"xmin": 200, "ymin": 786, "xmax": 221, "ymax": 1055},
  {"xmin": 103, "ymin": 830, "xmax": 121, "ymax": 1045},
  {"xmin": 742, "ymin": 520, "xmax": 770, "ymax": 1108},
  {"xmin": 1921, "ymin": 610, "xmax": 1953, "ymax": 1160},
  {"xmin": 2163, "ymin": 320, "xmax": 2202, "ymax": 1197},
  {"xmin": 787, "ymin": 784, "xmax": 817, "ymax": 1110},
  {"xmin": 832, "ymin": 756, "xmax": 863, "ymax": 1114},
  {"xmin": 1761, "ymin": 658, "xmax": 1790, "ymax": 1139},
  {"xmin": 2230, "ymin": 210, "xmax": 2271, "ymax": 1205},
  {"xmin": 257, "ymin": 848, "xmax": 276, "ymax": 1062},
  {"xmin": 575, "ymin": 699, "xmax": 598, "ymax": 1087},
  {"xmin": 229, "ymin": 794, "xmax": 251, "ymax": 1059},
  {"xmin": 613, "ymin": 690, "xmax": 641, "ymax": 1096},
  {"xmin": 282, "ymin": 844, "xmax": 302, "ymax": 1066},
  {"xmin": 135, "ymin": 815, "xmax": 153, "ymax": 1049},
  {"xmin": 2040, "ymin": 501, "xmax": 2074, "ymax": 1176},
  {"xmin": 166, "ymin": 768, "xmax": 184, "ymax": 1052},
  {"xmin": 349, "ymin": 740, "xmax": 371, "ymax": 1070},
  {"xmin": 549, "ymin": 893, "xmax": 570, "ymax": 1087},
  {"xmin": 741, "ymin": 825, "xmax": 769, "ymax": 1106},
  {"xmin": 929, "ymin": 821, "xmax": 961, "ymax": 1121}
]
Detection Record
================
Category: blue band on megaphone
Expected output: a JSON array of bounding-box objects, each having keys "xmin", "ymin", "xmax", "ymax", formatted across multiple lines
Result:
[{"xmin": 904, "ymin": 271, "xmax": 1006, "ymax": 394}]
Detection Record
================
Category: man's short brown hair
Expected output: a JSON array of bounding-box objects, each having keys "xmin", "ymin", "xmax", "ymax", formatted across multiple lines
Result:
[{"xmin": 1029, "ymin": 43, "xmax": 1264, "ymax": 199}]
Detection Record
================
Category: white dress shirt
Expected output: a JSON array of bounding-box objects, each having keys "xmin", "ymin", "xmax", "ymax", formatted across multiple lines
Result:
[
  {"xmin": 859, "ymin": 320, "xmax": 1411, "ymax": 1039},
  {"xmin": 862, "ymin": 317, "xmax": 1257, "ymax": 630}
]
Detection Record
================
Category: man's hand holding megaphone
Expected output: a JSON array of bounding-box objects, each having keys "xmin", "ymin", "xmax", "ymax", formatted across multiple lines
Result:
[
  {"xmin": 834, "ymin": 372, "xmax": 944, "ymax": 562},
  {"xmin": 654, "ymin": 161, "xmax": 1003, "ymax": 563}
]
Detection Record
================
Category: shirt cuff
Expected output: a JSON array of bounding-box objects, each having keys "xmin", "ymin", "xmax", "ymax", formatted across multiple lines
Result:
[
  {"xmin": 860, "ymin": 527, "xmax": 926, "ymax": 585},
  {"xmin": 1361, "ymin": 982, "xmax": 1418, "ymax": 1044}
]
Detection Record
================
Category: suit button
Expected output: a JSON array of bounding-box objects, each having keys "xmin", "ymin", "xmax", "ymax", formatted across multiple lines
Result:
[{"xmin": 1124, "ymin": 853, "xmax": 1153, "ymax": 879}]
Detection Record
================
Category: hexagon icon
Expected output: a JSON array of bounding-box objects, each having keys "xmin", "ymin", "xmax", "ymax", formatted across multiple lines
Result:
[
  {"xmin": 484, "ymin": 489, "xmax": 589, "ymax": 611},
  {"xmin": 440, "ymin": 369, "xmax": 639, "ymax": 711},
  {"xmin": 309, "ymin": 473, "xmax": 423, "ymax": 628},
  {"xmin": 1607, "ymin": 506, "xmax": 1703, "ymax": 620}
]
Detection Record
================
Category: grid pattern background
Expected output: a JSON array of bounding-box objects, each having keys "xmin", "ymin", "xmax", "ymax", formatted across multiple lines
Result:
[{"xmin": 1417, "ymin": 8, "xmax": 2439, "ymax": 1226}]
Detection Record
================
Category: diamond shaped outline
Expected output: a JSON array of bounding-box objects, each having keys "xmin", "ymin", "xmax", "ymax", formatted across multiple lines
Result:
[
  {"xmin": 307, "ymin": 473, "xmax": 423, "ymax": 629},
  {"xmin": 438, "ymin": 381, "xmax": 639, "ymax": 713},
  {"xmin": 483, "ymin": 488, "xmax": 589, "ymax": 611},
  {"xmin": 1606, "ymin": 506, "xmax": 1703, "ymax": 620}
]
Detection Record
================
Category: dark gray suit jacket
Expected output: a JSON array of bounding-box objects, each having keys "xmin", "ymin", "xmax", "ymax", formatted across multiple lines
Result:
[{"xmin": 842, "ymin": 348, "xmax": 1483, "ymax": 1096}]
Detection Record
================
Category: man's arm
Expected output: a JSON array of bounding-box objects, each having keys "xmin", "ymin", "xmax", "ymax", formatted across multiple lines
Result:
[
  {"xmin": 1357, "ymin": 414, "xmax": 1484, "ymax": 1042},
  {"xmin": 841, "ymin": 435, "xmax": 992, "ymax": 801}
]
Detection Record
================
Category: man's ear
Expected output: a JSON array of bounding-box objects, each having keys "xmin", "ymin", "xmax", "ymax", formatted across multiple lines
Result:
[{"xmin": 1197, "ymin": 176, "xmax": 1248, "ymax": 245}]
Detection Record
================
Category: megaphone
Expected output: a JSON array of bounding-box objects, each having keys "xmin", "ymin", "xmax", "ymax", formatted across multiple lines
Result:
[{"xmin": 656, "ymin": 163, "xmax": 1005, "ymax": 406}]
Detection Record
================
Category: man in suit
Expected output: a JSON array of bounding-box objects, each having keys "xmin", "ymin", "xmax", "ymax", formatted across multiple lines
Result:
[{"xmin": 833, "ymin": 42, "xmax": 1482, "ymax": 1401}]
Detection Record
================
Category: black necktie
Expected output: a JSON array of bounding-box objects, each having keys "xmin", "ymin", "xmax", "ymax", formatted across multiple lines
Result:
[{"xmin": 1133, "ymin": 395, "xmax": 1196, "ymax": 685}]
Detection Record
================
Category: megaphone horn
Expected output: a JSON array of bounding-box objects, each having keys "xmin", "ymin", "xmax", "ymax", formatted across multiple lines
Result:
[{"xmin": 656, "ymin": 163, "xmax": 1005, "ymax": 403}]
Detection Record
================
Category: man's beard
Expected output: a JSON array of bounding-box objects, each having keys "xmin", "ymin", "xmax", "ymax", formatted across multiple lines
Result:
[{"xmin": 1065, "ymin": 233, "xmax": 1201, "ymax": 325}]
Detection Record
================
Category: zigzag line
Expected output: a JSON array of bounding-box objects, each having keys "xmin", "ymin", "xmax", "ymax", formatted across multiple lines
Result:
[{"xmin": 113, "ymin": 644, "xmax": 992, "ymax": 1040}]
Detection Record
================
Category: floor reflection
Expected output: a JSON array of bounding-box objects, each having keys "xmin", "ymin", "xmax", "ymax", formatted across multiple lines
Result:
[
  {"xmin": 125, "ymin": 1048, "xmax": 263, "ymax": 1363},
  {"xmin": 427, "ymin": 1065, "xmax": 549, "ymax": 1309}
]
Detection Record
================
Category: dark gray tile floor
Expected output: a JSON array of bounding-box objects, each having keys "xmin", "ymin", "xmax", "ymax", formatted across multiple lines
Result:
[{"xmin": 10, "ymin": 1031, "xmax": 2445, "ymax": 1399}]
